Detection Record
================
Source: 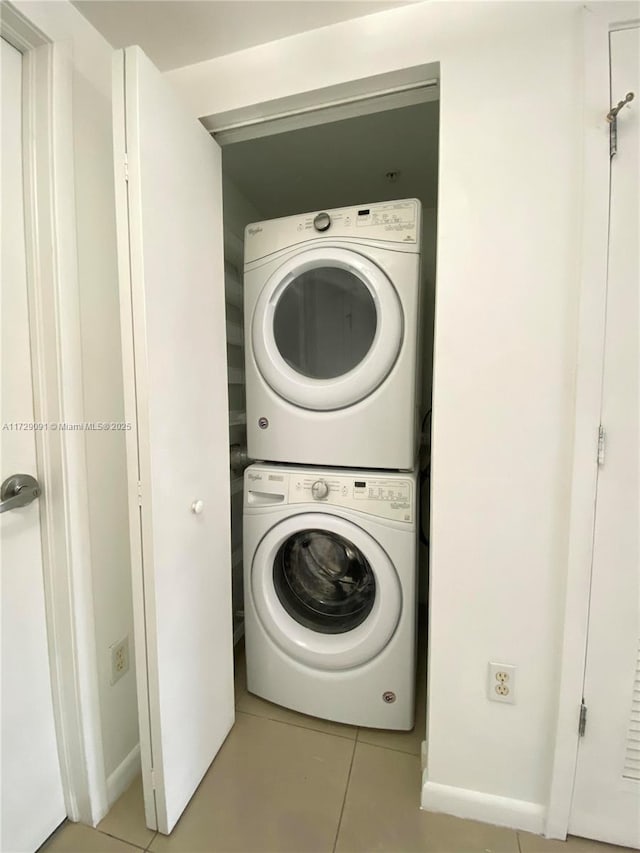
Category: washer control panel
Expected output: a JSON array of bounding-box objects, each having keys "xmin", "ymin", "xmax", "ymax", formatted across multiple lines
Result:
[
  {"xmin": 289, "ymin": 473, "xmax": 413, "ymax": 523},
  {"xmin": 245, "ymin": 466, "xmax": 415, "ymax": 523}
]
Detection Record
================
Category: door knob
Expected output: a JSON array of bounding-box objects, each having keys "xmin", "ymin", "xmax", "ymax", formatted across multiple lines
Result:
[{"xmin": 0, "ymin": 474, "xmax": 42, "ymax": 514}]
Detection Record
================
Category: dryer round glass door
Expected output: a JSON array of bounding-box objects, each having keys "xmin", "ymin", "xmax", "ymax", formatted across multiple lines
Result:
[
  {"xmin": 251, "ymin": 512, "xmax": 402, "ymax": 671},
  {"xmin": 251, "ymin": 247, "xmax": 403, "ymax": 411}
]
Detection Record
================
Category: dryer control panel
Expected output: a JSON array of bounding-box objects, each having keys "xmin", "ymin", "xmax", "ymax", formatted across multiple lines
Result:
[
  {"xmin": 245, "ymin": 466, "xmax": 415, "ymax": 524},
  {"xmin": 244, "ymin": 199, "xmax": 421, "ymax": 264}
]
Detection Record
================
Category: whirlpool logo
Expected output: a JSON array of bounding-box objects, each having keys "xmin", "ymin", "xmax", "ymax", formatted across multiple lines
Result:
[{"xmin": 247, "ymin": 226, "xmax": 263, "ymax": 237}]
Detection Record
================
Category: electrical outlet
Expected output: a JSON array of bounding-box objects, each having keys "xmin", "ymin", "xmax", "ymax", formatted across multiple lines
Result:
[
  {"xmin": 488, "ymin": 662, "xmax": 516, "ymax": 704},
  {"xmin": 110, "ymin": 636, "xmax": 130, "ymax": 685}
]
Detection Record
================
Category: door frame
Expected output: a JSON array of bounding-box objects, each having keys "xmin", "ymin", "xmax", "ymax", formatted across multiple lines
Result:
[
  {"xmin": 0, "ymin": 3, "xmax": 107, "ymax": 826},
  {"xmin": 545, "ymin": 2, "xmax": 640, "ymax": 840}
]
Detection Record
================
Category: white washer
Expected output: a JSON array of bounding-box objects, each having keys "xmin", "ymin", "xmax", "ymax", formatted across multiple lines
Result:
[
  {"xmin": 243, "ymin": 463, "xmax": 418, "ymax": 729},
  {"xmin": 244, "ymin": 199, "xmax": 423, "ymax": 471}
]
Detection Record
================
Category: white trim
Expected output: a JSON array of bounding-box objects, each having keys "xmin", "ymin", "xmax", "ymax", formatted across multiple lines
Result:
[
  {"xmin": 214, "ymin": 79, "xmax": 436, "ymax": 133},
  {"xmin": 421, "ymin": 779, "xmax": 546, "ymax": 835},
  {"xmin": 199, "ymin": 62, "xmax": 439, "ymax": 137},
  {"xmin": 112, "ymin": 47, "xmax": 158, "ymax": 833},
  {"xmin": 3, "ymin": 7, "xmax": 109, "ymax": 826},
  {"xmin": 106, "ymin": 745, "xmax": 141, "ymax": 807},
  {"xmin": 0, "ymin": 2, "xmax": 47, "ymax": 52},
  {"xmin": 212, "ymin": 80, "xmax": 438, "ymax": 145},
  {"xmin": 545, "ymin": 2, "xmax": 639, "ymax": 840}
]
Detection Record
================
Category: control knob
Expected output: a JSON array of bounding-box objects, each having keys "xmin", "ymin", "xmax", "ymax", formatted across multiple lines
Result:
[
  {"xmin": 313, "ymin": 212, "xmax": 331, "ymax": 232},
  {"xmin": 311, "ymin": 479, "xmax": 330, "ymax": 500}
]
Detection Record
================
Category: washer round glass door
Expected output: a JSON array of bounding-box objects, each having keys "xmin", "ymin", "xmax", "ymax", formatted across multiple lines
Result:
[
  {"xmin": 251, "ymin": 512, "xmax": 402, "ymax": 671},
  {"xmin": 251, "ymin": 248, "xmax": 403, "ymax": 411},
  {"xmin": 273, "ymin": 530, "xmax": 375, "ymax": 634}
]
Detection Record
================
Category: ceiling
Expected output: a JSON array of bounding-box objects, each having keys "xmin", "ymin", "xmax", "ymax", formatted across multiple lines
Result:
[
  {"xmin": 222, "ymin": 100, "xmax": 439, "ymax": 219},
  {"xmin": 72, "ymin": 1, "xmax": 412, "ymax": 71}
]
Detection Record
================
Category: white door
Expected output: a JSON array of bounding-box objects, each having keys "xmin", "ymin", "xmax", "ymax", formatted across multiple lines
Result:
[
  {"xmin": 569, "ymin": 25, "xmax": 640, "ymax": 849},
  {"xmin": 113, "ymin": 46, "xmax": 234, "ymax": 835},
  {"xmin": 1, "ymin": 37, "xmax": 66, "ymax": 853}
]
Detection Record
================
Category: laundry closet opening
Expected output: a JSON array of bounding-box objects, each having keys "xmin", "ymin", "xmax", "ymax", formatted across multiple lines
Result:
[{"xmin": 219, "ymin": 91, "xmax": 440, "ymax": 723}]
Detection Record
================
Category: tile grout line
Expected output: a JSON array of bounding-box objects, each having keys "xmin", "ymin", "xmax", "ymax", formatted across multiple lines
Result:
[
  {"xmin": 236, "ymin": 707, "xmax": 358, "ymax": 742},
  {"xmin": 145, "ymin": 830, "xmax": 158, "ymax": 851},
  {"xmin": 357, "ymin": 735, "xmax": 419, "ymax": 751},
  {"xmin": 237, "ymin": 707, "xmax": 424, "ymax": 758},
  {"xmin": 516, "ymin": 830, "xmax": 523, "ymax": 853},
  {"xmin": 331, "ymin": 735, "xmax": 358, "ymax": 853},
  {"xmin": 349, "ymin": 735, "xmax": 422, "ymax": 759},
  {"xmin": 95, "ymin": 827, "xmax": 147, "ymax": 850}
]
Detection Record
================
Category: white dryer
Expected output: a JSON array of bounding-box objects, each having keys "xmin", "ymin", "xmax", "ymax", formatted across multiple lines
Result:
[
  {"xmin": 243, "ymin": 463, "xmax": 418, "ymax": 730},
  {"xmin": 244, "ymin": 199, "xmax": 423, "ymax": 471}
]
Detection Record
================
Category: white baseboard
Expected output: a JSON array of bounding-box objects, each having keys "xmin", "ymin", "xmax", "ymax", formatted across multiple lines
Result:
[
  {"xmin": 421, "ymin": 775, "xmax": 546, "ymax": 835},
  {"xmin": 106, "ymin": 744, "xmax": 141, "ymax": 807}
]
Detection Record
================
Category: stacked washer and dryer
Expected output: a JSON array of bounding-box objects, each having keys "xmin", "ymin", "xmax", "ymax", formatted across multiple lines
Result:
[{"xmin": 242, "ymin": 199, "xmax": 423, "ymax": 730}]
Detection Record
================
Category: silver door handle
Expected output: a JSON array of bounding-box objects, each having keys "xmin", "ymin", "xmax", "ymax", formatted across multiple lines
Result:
[{"xmin": 0, "ymin": 474, "xmax": 41, "ymax": 514}]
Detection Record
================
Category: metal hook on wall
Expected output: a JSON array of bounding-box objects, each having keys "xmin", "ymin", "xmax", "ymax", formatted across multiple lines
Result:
[{"xmin": 607, "ymin": 92, "xmax": 635, "ymax": 123}]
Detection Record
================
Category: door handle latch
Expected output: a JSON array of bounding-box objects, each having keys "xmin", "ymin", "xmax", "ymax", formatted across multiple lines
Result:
[{"xmin": 0, "ymin": 474, "xmax": 42, "ymax": 514}]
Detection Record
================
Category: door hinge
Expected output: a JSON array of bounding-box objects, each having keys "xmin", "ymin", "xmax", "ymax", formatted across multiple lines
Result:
[
  {"xmin": 579, "ymin": 701, "xmax": 587, "ymax": 737},
  {"xmin": 137, "ymin": 480, "xmax": 143, "ymax": 505},
  {"xmin": 124, "ymin": 153, "xmax": 129, "ymax": 182},
  {"xmin": 609, "ymin": 118, "xmax": 618, "ymax": 158},
  {"xmin": 607, "ymin": 92, "xmax": 635, "ymax": 158},
  {"xmin": 597, "ymin": 425, "xmax": 606, "ymax": 465}
]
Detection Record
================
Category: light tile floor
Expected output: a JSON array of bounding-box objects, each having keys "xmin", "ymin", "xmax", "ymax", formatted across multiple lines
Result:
[{"xmin": 40, "ymin": 644, "xmax": 634, "ymax": 853}]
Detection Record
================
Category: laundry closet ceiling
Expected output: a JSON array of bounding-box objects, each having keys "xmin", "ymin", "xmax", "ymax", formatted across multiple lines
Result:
[
  {"xmin": 222, "ymin": 101, "xmax": 439, "ymax": 219},
  {"xmin": 72, "ymin": 1, "xmax": 413, "ymax": 71}
]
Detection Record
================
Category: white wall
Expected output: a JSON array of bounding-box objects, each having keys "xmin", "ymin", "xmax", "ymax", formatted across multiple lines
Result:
[
  {"xmin": 17, "ymin": 1, "xmax": 138, "ymax": 793},
  {"xmin": 167, "ymin": 1, "xmax": 586, "ymax": 831}
]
